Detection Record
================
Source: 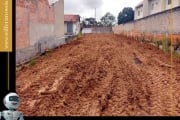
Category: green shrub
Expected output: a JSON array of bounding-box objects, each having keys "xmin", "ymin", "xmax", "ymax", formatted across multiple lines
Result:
[{"xmin": 162, "ymin": 38, "xmax": 171, "ymax": 52}]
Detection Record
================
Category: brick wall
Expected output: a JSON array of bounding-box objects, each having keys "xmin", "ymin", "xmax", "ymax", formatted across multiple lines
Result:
[
  {"xmin": 113, "ymin": 6, "xmax": 180, "ymax": 45},
  {"xmin": 16, "ymin": 0, "xmax": 29, "ymax": 49},
  {"xmin": 16, "ymin": 0, "xmax": 65, "ymax": 65}
]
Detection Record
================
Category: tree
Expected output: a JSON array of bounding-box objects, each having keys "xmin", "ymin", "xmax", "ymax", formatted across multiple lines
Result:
[
  {"xmin": 82, "ymin": 18, "xmax": 97, "ymax": 28},
  {"xmin": 118, "ymin": 7, "xmax": 134, "ymax": 24},
  {"xmin": 100, "ymin": 12, "xmax": 116, "ymax": 26}
]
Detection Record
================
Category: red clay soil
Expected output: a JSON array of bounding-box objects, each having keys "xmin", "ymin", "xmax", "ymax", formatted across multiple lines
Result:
[{"xmin": 16, "ymin": 34, "xmax": 180, "ymax": 116}]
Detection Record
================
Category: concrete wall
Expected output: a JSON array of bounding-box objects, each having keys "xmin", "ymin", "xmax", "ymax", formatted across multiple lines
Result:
[
  {"xmin": 113, "ymin": 6, "xmax": 180, "ymax": 35},
  {"xmin": 82, "ymin": 27, "xmax": 112, "ymax": 34},
  {"xmin": 92, "ymin": 27, "xmax": 112, "ymax": 33},
  {"xmin": 113, "ymin": 6, "xmax": 180, "ymax": 46},
  {"xmin": 16, "ymin": 0, "xmax": 65, "ymax": 65}
]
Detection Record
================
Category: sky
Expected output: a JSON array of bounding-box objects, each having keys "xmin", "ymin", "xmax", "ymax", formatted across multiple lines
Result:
[{"xmin": 64, "ymin": 0, "xmax": 142, "ymax": 21}]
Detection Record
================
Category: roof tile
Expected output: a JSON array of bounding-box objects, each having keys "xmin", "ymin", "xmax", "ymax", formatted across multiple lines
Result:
[{"xmin": 64, "ymin": 15, "xmax": 80, "ymax": 22}]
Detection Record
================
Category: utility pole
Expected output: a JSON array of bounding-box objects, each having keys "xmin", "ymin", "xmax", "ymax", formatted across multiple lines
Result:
[
  {"xmin": 95, "ymin": 8, "xmax": 96, "ymax": 21},
  {"xmin": 95, "ymin": 8, "xmax": 97, "ymax": 33}
]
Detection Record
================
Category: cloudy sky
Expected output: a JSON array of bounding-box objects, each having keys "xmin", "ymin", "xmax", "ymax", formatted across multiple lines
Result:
[{"xmin": 64, "ymin": 0, "xmax": 142, "ymax": 21}]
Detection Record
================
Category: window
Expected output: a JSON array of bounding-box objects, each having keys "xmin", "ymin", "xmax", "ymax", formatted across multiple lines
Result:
[
  {"xmin": 137, "ymin": 6, "xmax": 143, "ymax": 16},
  {"xmin": 138, "ymin": 11, "xmax": 140, "ymax": 16},
  {"xmin": 168, "ymin": 0, "xmax": 172, "ymax": 5},
  {"xmin": 151, "ymin": 3, "xmax": 154, "ymax": 10}
]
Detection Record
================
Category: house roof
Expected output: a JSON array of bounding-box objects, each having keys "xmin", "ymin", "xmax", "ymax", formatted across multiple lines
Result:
[
  {"xmin": 135, "ymin": 1, "xmax": 143, "ymax": 8},
  {"xmin": 64, "ymin": 15, "xmax": 80, "ymax": 22}
]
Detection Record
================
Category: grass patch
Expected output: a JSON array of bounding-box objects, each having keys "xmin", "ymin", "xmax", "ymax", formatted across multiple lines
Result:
[{"xmin": 29, "ymin": 59, "xmax": 36, "ymax": 66}]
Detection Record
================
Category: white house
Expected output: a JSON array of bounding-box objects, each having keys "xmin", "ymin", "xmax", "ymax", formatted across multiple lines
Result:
[
  {"xmin": 135, "ymin": 0, "xmax": 180, "ymax": 20},
  {"xmin": 64, "ymin": 15, "xmax": 81, "ymax": 35}
]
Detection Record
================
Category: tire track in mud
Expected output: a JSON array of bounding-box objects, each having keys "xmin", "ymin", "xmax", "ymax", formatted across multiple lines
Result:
[
  {"xmin": 16, "ymin": 34, "xmax": 180, "ymax": 116},
  {"xmin": 116, "ymin": 35, "xmax": 179, "ymax": 115},
  {"xmin": 100, "ymin": 36, "xmax": 153, "ymax": 116}
]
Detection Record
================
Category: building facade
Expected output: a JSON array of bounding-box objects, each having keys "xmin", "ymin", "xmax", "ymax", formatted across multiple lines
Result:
[{"xmin": 135, "ymin": 0, "xmax": 180, "ymax": 20}]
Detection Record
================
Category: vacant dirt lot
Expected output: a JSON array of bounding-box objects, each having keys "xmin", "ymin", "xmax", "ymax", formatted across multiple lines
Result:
[{"xmin": 16, "ymin": 34, "xmax": 180, "ymax": 116}]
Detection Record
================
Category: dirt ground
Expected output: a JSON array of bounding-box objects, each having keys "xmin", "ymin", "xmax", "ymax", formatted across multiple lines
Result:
[{"xmin": 16, "ymin": 34, "xmax": 180, "ymax": 116}]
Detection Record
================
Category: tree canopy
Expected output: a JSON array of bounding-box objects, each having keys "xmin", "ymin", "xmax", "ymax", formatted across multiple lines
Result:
[
  {"xmin": 82, "ymin": 18, "xmax": 97, "ymax": 27},
  {"xmin": 100, "ymin": 12, "xmax": 116, "ymax": 26},
  {"xmin": 118, "ymin": 7, "xmax": 134, "ymax": 24}
]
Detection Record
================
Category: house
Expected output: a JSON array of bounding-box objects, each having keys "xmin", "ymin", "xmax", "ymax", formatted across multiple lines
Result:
[
  {"xmin": 16, "ymin": 0, "xmax": 64, "ymax": 65},
  {"xmin": 64, "ymin": 15, "xmax": 81, "ymax": 35},
  {"xmin": 135, "ymin": 0, "xmax": 180, "ymax": 20}
]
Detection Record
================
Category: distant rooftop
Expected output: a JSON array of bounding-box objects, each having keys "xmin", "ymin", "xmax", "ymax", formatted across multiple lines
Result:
[{"xmin": 64, "ymin": 15, "xmax": 80, "ymax": 22}]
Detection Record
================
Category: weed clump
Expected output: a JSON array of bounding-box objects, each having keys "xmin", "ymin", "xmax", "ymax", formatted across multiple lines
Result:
[
  {"xmin": 162, "ymin": 38, "xmax": 171, "ymax": 52},
  {"xmin": 74, "ymin": 32, "xmax": 83, "ymax": 40},
  {"xmin": 29, "ymin": 59, "xmax": 36, "ymax": 66},
  {"xmin": 41, "ymin": 49, "xmax": 53, "ymax": 56},
  {"xmin": 153, "ymin": 40, "xmax": 162, "ymax": 47}
]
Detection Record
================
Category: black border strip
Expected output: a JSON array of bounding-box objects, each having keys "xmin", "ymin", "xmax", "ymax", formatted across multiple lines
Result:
[
  {"xmin": 24, "ymin": 116, "xmax": 179, "ymax": 120},
  {"xmin": 0, "ymin": 0, "xmax": 16, "ymax": 111}
]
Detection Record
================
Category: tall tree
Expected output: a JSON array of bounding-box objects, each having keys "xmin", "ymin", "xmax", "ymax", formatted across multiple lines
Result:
[
  {"xmin": 118, "ymin": 7, "xmax": 134, "ymax": 24},
  {"xmin": 100, "ymin": 12, "xmax": 116, "ymax": 26}
]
